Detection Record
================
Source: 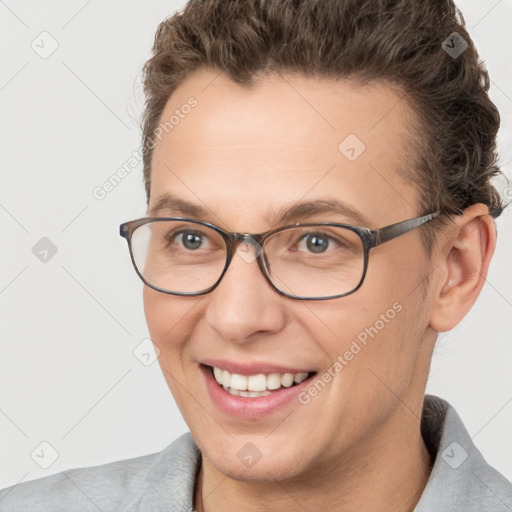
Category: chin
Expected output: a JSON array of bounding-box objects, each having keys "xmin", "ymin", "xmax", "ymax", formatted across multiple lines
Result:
[
  {"xmin": 213, "ymin": 456, "xmax": 306, "ymax": 483},
  {"xmin": 200, "ymin": 438, "xmax": 312, "ymax": 483}
]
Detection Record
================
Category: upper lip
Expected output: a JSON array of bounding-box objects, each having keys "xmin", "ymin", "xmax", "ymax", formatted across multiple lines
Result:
[{"xmin": 201, "ymin": 359, "xmax": 314, "ymax": 375}]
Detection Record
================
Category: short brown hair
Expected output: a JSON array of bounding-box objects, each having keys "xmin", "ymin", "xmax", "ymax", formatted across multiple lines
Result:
[{"xmin": 140, "ymin": 0, "xmax": 506, "ymax": 253}]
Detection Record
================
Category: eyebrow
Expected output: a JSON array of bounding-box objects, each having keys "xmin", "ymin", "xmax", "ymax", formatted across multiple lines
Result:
[{"xmin": 149, "ymin": 193, "xmax": 373, "ymax": 228}]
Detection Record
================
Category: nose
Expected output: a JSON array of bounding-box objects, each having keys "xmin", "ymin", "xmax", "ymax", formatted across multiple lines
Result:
[{"xmin": 204, "ymin": 240, "xmax": 287, "ymax": 343}]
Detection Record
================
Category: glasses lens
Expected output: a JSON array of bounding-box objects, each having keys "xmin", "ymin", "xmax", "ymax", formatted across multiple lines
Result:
[
  {"xmin": 264, "ymin": 225, "xmax": 365, "ymax": 298},
  {"xmin": 130, "ymin": 220, "xmax": 227, "ymax": 294}
]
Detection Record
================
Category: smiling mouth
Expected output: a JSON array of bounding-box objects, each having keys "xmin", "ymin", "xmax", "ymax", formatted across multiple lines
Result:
[{"xmin": 205, "ymin": 364, "xmax": 317, "ymax": 397}]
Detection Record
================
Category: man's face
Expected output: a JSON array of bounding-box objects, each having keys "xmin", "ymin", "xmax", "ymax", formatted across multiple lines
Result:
[{"xmin": 144, "ymin": 69, "xmax": 436, "ymax": 481}]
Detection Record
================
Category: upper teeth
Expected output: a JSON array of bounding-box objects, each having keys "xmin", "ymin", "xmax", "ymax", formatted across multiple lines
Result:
[{"xmin": 212, "ymin": 366, "xmax": 309, "ymax": 392}]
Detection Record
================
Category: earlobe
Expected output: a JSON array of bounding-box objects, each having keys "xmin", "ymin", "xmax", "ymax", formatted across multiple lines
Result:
[{"xmin": 428, "ymin": 204, "xmax": 496, "ymax": 333}]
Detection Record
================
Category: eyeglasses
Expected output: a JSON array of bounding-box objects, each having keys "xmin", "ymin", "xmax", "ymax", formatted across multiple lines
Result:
[{"xmin": 119, "ymin": 212, "xmax": 440, "ymax": 300}]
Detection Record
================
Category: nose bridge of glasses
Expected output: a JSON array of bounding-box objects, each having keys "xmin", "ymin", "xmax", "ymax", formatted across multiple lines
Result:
[{"xmin": 232, "ymin": 233, "xmax": 264, "ymax": 264}]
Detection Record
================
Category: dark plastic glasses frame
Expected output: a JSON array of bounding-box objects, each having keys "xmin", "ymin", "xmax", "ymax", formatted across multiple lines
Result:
[{"xmin": 119, "ymin": 211, "xmax": 440, "ymax": 300}]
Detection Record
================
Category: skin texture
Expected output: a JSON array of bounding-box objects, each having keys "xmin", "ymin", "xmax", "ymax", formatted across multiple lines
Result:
[{"xmin": 143, "ymin": 68, "xmax": 496, "ymax": 511}]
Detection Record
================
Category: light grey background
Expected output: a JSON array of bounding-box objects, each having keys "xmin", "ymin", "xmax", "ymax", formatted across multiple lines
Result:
[{"xmin": 1, "ymin": 0, "xmax": 511, "ymax": 489}]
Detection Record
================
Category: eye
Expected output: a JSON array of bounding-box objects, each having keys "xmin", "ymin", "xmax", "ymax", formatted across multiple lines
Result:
[
  {"xmin": 297, "ymin": 232, "xmax": 340, "ymax": 254},
  {"xmin": 166, "ymin": 229, "xmax": 209, "ymax": 251},
  {"xmin": 179, "ymin": 231, "xmax": 204, "ymax": 250}
]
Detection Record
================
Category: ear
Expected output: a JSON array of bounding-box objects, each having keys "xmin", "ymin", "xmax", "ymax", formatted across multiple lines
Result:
[{"xmin": 428, "ymin": 204, "xmax": 497, "ymax": 332}]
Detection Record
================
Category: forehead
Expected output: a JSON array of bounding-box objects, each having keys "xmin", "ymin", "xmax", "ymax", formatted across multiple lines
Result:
[{"xmin": 150, "ymin": 69, "xmax": 421, "ymax": 230}]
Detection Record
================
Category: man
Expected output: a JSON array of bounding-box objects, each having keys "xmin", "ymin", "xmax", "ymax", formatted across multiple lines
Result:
[{"xmin": 1, "ymin": 0, "xmax": 511, "ymax": 510}]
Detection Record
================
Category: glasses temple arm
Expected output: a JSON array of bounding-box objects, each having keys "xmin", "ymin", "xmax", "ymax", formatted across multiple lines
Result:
[{"xmin": 371, "ymin": 212, "xmax": 440, "ymax": 247}]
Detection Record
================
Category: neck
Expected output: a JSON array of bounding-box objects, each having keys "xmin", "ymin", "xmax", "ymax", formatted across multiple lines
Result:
[{"xmin": 194, "ymin": 405, "xmax": 433, "ymax": 512}]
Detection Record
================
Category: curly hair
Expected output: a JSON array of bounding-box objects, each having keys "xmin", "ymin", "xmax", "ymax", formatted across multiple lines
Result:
[{"xmin": 140, "ymin": 0, "xmax": 505, "ymax": 254}]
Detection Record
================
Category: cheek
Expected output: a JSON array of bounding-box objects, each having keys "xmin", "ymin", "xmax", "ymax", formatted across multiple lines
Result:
[
  {"xmin": 143, "ymin": 286, "xmax": 200, "ymax": 358},
  {"xmin": 143, "ymin": 287, "xmax": 203, "ymax": 409},
  {"xmin": 307, "ymin": 259, "xmax": 426, "ymax": 381},
  {"xmin": 143, "ymin": 286, "xmax": 170, "ymax": 342}
]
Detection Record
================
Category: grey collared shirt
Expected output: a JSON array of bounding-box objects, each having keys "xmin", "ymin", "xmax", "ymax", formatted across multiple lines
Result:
[{"xmin": 1, "ymin": 395, "xmax": 511, "ymax": 511}]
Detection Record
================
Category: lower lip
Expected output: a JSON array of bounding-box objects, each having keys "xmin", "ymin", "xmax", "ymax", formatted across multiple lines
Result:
[{"xmin": 200, "ymin": 364, "xmax": 315, "ymax": 418}]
